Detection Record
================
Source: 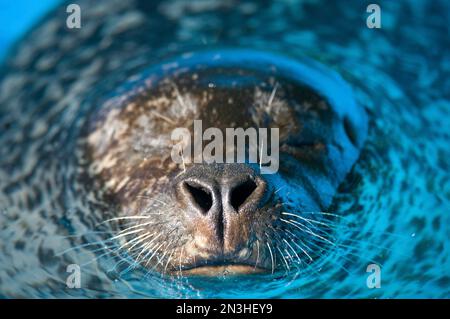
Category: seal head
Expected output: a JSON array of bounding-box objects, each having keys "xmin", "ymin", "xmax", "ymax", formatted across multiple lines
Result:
[{"xmin": 80, "ymin": 50, "xmax": 368, "ymax": 275}]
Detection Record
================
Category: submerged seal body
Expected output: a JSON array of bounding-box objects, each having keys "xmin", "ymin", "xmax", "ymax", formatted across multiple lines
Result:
[{"xmin": 0, "ymin": 0, "xmax": 369, "ymax": 295}]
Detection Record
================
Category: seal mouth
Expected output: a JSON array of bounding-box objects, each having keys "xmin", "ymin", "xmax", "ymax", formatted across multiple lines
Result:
[
  {"xmin": 174, "ymin": 257, "xmax": 268, "ymax": 276},
  {"xmin": 179, "ymin": 264, "xmax": 266, "ymax": 276}
]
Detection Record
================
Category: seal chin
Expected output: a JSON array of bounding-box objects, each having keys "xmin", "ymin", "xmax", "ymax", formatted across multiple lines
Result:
[{"xmin": 179, "ymin": 264, "xmax": 266, "ymax": 276}]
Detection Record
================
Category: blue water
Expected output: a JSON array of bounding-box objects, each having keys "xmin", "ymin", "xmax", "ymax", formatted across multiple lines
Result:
[
  {"xmin": 0, "ymin": 0, "xmax": 449, "ymax": 298},
  {"xmin": 0, "ymin": 0, "xmax": 60, "ymax": 61}
]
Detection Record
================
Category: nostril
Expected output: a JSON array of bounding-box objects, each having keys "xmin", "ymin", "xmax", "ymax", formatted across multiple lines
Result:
[
  {"xmin": 184, "ymin": 182, "xmax": 213, "ymax": 214},
  {"xmin": 230, "ymin": 178, "xmax": 258, "ymax": 211}
]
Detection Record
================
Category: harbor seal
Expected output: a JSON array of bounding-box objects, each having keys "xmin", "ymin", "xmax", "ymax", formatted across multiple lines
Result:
[
  {"xmin": 0, "ymin": 0, "xmax": 369, "ymax": 296},
  {"xmin": 79, "ymin": 50, "xmax": 368, "ymax": 275}
]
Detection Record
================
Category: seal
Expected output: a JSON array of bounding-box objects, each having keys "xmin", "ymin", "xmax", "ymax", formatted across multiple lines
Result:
[
  {"xmin": 2, "ymin": 0, "xmax": 449, "ymax": 300},
  {"xmin": 78, "ymin": 50, "xmax": 368, "ymax": 275},
  {"xmin": 0, "ymin": 1, "xmax": 368, "ymax": 295}
]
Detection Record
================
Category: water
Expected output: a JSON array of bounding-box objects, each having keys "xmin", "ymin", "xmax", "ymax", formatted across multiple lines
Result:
[{"xmin": 0, "ymin": 0, "xmax": 449, "ymax": 298}]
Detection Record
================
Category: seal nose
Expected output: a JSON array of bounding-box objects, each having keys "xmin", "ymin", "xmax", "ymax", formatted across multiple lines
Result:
[
  {"xmin": 182, "ymin": 179, "xmax": 216, "ymax": 215},
  {"xmin": 228, "ymin": 178, "xmax": 258, "ymax": 212},
  {"xmin": 181, "ymin": 176, "xmax": 262, "ymax": 215},
  {"xmin": 222, "ymin": 175, "xmax": 267, "ymax": 216},
  {"xmin": 181, "ymin": 176, "xmax": 259, "ymax": 215},
  {"xmin": 175, "ymin": 164, "xmax": 268, "ymax": 253}
]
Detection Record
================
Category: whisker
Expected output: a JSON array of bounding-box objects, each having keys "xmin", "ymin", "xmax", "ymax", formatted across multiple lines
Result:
[
  {"xmin": 301, "ymin": 211, "xmax": 343, "ymax": 218},
  {"xmin": 55, "ymin": 238, "xmax": 116, "ymax": 256},
  {"xmin": 276, "ymin": 247, "xmax": 290, "ymax": 272},
  {"xmin": 110, "ymin": 228, "xmax": 145, "ymax": 240},
  {"xmin": 280, "ymin": 218, "xmax": 335, "ymax": 246},
  {"xmin": 178, "ymin": 246, "xmax": 185, "ymax": 277},
  {"xmin": 267, "ymin": 82, "xmax": 278, "ymax": 110},
  {"xmin": 274, "ymin": 186, "xmax": 285, "ymax": 194},
  {"xmin": 154, "ymin": 240, "xmax": 174, "ymax": 269},
  {"xmin": 119, "ymin": 231, "xmax": 154, "ymax": 252},
  {"xmin": 265, "ymin": 241, "xmax": 275, "ymax": 274},
  {"xmin": 283, "ymin": 228, "xmax": 313, "ymax": 261},
  {"xmin": 254, "ymin": 240, "xmax": 260, "ymax": 270},
  {"xmin": 135, "ymin": 233, "xmax": 164, "ymax": 262},
  {"xmin": 163, "ymin": 246, "xmax": 177, "ymax": 275},
  {"xmin": 282, "ymin": 238, "xmax": 301, "ymax": 264},
  {"xmin": 281, "ymin": 212, "xmax": 337, "ymax": 228},
  {"xmin": 114, "ymin": 220, "xmax": 160, "ymax": 235},
  {"xmin": 301, "ymin": 237, "xmax": 355, "ymax": 275},
  {"xmin": 80, "ymin": 245, "xmax": 119, "ymax": 267},
  {"xmin": 96, "ymin": 216, "xmax": 152, "ymax": 228},
  {"xmin": 138, "ymin": 228, "xmax": 177, "ymax": 266},
  {"xmin": 144, "ymin": 242, "xmax": 165, "ymax": 267}
]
